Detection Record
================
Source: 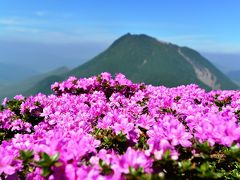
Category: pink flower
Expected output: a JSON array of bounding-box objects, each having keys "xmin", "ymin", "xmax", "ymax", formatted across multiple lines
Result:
[
  {"xmin": 115, "ymin": 73, "xmax": 132, "ymax": 86},
  {"xmin": 1, "ymin": 72, "xmax": 240, "ymax": 178},
  {"xmin": 51, "ymin": 82, "xmax": 59, "ymax": 90},
  {"xmin": 2, "ymin": 97, "xmax": 8, "ymax": 106},
  {"xmin": 113, "ymin": 147, "xmax": 152, "ymax": 174},
  {"xmin": 14, "ymin": 94, "xmax": 25, "ymax": 101},
  {"xmin": 0, "ymin": 150, "xmax": 15, "ymax": 175},
  {"xmin": 65, "ymin": 164, "xmax": 76, "ymax": 180},
  {"xmin": 101, "ymin": 72, "xmax": 112, "ymax": 81}
]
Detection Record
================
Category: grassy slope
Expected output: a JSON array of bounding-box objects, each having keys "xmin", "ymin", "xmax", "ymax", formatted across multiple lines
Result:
[
  {"xmin": 68, "ymin": 34, "xmax": 233, "ymax": 90},
  {"xmin": 24, "ymin": 75, "xmax": 64, "ymax": 95},
  {"xmin": 68, "ymin": 34, "xmax": 200, "ymax": 87}
]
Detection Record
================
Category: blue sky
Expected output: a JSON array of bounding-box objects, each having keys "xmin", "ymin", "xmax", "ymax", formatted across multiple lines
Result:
[{"xmin": 1, "ymin": 0, "xmax": 240, "ymax": 53}]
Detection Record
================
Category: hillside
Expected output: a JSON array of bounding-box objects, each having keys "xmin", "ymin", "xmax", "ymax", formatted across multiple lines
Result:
[{"xmin": 68, "ymin": 33, "xmax": 237, "ymax": 90}]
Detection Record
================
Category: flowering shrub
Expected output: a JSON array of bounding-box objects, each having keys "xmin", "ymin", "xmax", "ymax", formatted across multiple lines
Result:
[{"xmin": 1, "ymin": 72, "xmax": 240, "ymax": 179}]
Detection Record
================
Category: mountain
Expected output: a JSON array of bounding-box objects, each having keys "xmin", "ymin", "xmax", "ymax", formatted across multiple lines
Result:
[
  {"xmin": 24, "ymin": 75, "xmax": 65, "ymax": 96},
  {"xmin": 0, "ymin": 62, "xmax": 38, "ymax": 84},
  {"xmin": 0, "ymin": 66, "xmax": 69, "ymax": 100},
  {"xmin": 68, "ymin": 33, "xmax": 237, "ymax": 90},
  {"xmin": 1, "ymin": 33, "xmax": 238, "ymax": 100},
  {"xmin": 23, "ymin": 66, "xmax": 69, "ymax": 87}
]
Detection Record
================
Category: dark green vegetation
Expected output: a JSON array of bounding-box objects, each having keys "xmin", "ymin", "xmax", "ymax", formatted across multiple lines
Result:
[{"xmin": 0, "ymin": 33, "xmax": 238, "ymax": 100}]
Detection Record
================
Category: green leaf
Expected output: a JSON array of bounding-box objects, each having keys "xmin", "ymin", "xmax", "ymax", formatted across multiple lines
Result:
[
  {"xmin": 163, "ymin": 150, "xmax": 171, "ymax": 160},
  {"xmin": 0, "ymin": 105, "xmax": 4, "ymax": 111},
  {"xmin": 199, "ymin": 162, "xmax": 209, "ymax": 172},
  {"xmin": 34, "ymin": 101, "xmax": 41, "ymax": 106},
  {"xmin": 51, "ymin": 153, "xmax": 60, "ymax": 162},
  {"xmin": 42, "ymin": 167, "xmax": 52, "ymax": 177},
  {"xmin": 178, "ymin": 160, "xmax": 192, "ymax": 171},
  {"xmin": 35, "ymin": 152, "xmax": 60, "ymax": 177},
  {"xmin": 20, "ymin": 150, "xmax": 34, "ymax": 161},
  {"xmin": 99, "ymin": 159, "xmax": 105, "ymax": 167}
]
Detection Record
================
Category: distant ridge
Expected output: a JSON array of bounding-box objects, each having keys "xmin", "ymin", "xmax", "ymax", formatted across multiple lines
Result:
[
  {"xmin": 0, "ymin": 66, "xmax": 69, "ymax": 99},
  {"xmin": 0, "ymin": 62, "xmax": 38, "ymax": 84}
]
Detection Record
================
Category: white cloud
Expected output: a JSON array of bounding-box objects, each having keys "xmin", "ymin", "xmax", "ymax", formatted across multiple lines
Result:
[
  {"xmin": 0, "ymin": 17, "xmax": 43, "ymax": 26},
  {"xmin": 194, "ymin": 42, "xmax": 240, "ymax": 54},
  {"xmin": 34, "ymin": 11, "xmax": 73, "ymax": 19},
  {"xmin": 35, "ymin": 11, "xmax": 48, "ymax": 17},
  {"xmin": 6, "ymin": 26, "xmax": 42, "ymax": 33},
  {"xmin": 0, "ymin": 18, "xmax": 22, "ymax": 25},
  {"xmin": 162, "ymin": 34, "xmax": 216, "ymax": 42},
  {"xmin": 160, "ymin": 34, "xmax": 240, "ymax": 53}
]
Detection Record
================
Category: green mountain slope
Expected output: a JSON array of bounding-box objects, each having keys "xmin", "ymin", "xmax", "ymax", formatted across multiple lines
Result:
[
  {"xmin": 24, "ymin": 75, "xmax": 64, "ymax": 95},
  {"xmin": 68, "ymin": 33, "xmax": 237, "ymax": 90},
  {"xmin": 1, "ymin": 33, "xmax": 237, "ymax": 100}
]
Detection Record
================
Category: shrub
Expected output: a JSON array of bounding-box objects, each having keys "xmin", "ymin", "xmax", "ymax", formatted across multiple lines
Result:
[{"xmin": 1, "ymin": 72, "xmax": 240, "ymax": 179}]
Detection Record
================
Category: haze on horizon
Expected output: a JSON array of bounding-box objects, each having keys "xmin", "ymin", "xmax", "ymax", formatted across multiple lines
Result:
[{"xmin": 0, "ymin": 0, "xmax": 240, "ymax": 72}]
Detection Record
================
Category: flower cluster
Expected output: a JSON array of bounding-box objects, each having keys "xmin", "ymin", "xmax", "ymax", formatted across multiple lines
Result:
[{"xmin": 1, "ymin": 72, "xmax": 240, "ymax": 179}]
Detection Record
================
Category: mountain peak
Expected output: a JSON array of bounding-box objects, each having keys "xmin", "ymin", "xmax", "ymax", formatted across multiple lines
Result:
[
  {"xmin": 112, "ymin": 33, "xmax": 173, "ymax": 49},
  {"xmin": 111, "ymin": 33, "xmax": 170, "ymax": 49},
  {"xmin": 120, "ymin": 33, "xmax": 156, "ymax": 40},
  {"xmin": 69, "ymin": 33, "xmax": 237, "ymax": 90}
]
